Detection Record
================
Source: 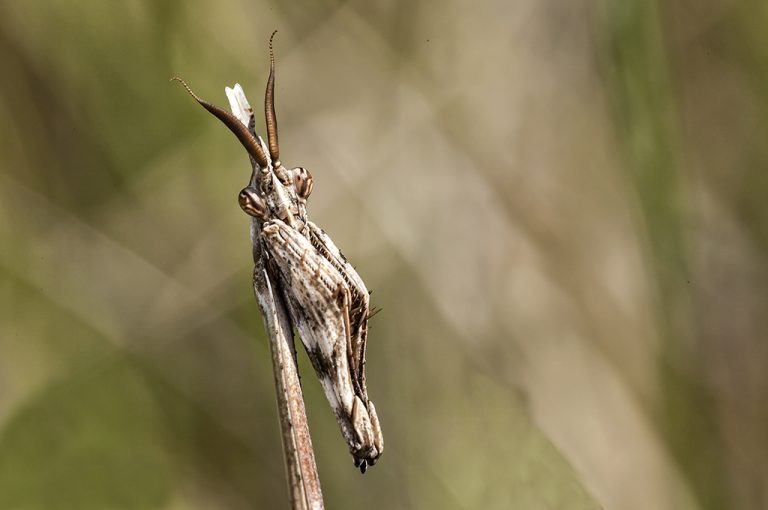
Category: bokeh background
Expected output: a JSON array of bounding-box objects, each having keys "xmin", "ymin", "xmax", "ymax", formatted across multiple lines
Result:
[{"xmin": 1, "ymin": 1, "xmax": 767, "ymax": 509}]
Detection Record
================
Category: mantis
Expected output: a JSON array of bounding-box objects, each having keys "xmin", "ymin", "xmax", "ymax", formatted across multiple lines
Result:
[{"xmin": 173, "ymin": 32, "xmax": 382, "ymax": 473}]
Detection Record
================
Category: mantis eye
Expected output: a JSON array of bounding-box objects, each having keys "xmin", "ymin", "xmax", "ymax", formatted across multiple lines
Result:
[
  {"xmin": 293, "ymin": 167, "xmax": 314, "ymax": 199},
  {"xmin": 238, "ymin": 187, "xmax": 267, "ymax": 219}
]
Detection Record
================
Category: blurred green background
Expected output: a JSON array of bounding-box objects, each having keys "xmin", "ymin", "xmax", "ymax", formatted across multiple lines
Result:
[{"xmin": 1, "ymin": 1, "xmax": 767, "ymax": 509}]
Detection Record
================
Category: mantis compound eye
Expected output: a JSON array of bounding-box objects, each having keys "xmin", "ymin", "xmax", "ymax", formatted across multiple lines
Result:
[
  {"xmin": 293, "ymin": 167, "xmax": 314, "ymax": 200},
  {"xmin": 238, "ymin": 187, "xmax": 267, "ymax": 219}
]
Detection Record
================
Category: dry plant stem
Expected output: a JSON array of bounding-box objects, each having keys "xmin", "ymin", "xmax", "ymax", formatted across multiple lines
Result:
[{"xmin": 252, "ymin": 228, "xmax": 325, "ymax": 510}]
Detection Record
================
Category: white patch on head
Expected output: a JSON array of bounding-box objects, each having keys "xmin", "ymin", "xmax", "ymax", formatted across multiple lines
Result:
[{"xmin": 225, "ymin": 83, "xmax": 253, "ymax": 127}]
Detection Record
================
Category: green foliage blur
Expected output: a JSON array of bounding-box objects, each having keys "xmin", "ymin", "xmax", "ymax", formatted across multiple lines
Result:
[{"xmin": 1, "ymin": 1, "xmax": 766, "ymax": 509}]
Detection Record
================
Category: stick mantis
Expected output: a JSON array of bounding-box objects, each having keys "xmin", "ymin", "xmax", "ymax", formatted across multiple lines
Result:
[{"xmin": 173, "ymin": 31, "xmax": 383, "ymax": 474}]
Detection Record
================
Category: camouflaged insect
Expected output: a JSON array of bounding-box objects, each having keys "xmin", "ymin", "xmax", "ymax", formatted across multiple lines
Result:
[{"xmin": 173, "ymin": 32, "xmax": 382, "ymax": 473}]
